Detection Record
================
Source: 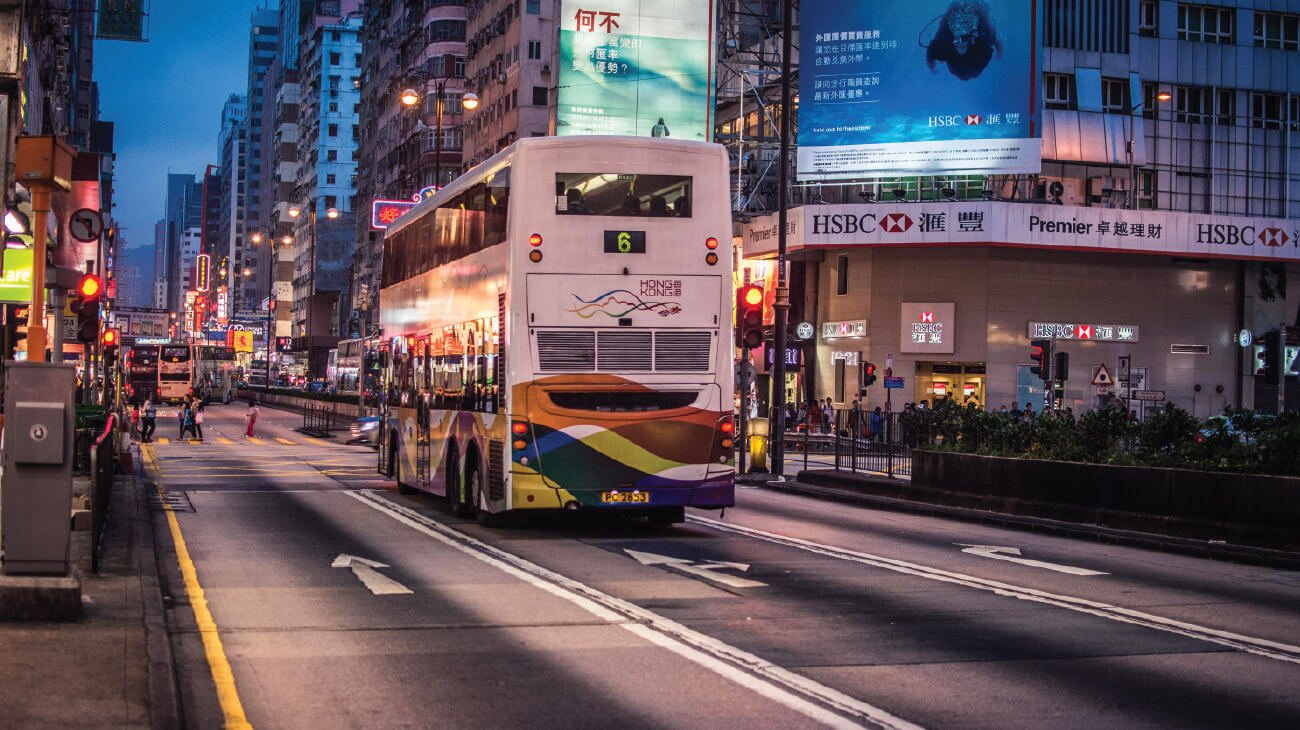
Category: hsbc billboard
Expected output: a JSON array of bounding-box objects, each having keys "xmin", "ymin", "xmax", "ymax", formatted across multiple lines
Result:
[
  {"xmin": 743, "ymin": 202, "xmax": 1300, "ymax": 263},
  {"xmin": 901, "ymin": 302, "xmax": 955, "ymax": 354}
]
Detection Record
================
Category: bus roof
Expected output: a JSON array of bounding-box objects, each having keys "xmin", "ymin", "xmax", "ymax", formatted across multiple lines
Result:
[{"xmin": 385, "ymin": 136, "xmax": 726, "ymax": 238}]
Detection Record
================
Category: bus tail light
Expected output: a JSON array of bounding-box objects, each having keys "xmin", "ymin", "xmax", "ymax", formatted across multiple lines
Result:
[
  {"xmin": 705, "ymin": 237, "xmax": 719, "ymax": 250},
  {"xmin": 528, "ymin": 233, "xmax": 543, "ymax": 246},
  {"xmin": 717, "ymin": 417, "xmax": 735, "ymax": 456},
  {"xmin": 705, "ymin": 252, "xmax": 718, "ymax": 266},
  {"xmin": 529, "ymin": 250, "xmax": 543, "ymax": 263},
  {"xmin": 512, "ymin": 420, "xmax": 533, "ymax": 465}
]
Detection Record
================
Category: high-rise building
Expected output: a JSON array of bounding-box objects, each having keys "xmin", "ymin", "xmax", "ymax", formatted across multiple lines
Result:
[
  {"xmin": 216, "ymin": 94, "xmax": 248, "ymax": 321},
  {"xmin": 462, "ymin": 0, "xmax": 556, "ymax": 167},
  {"xmin": 160, "ymin": 174, "xmax": 203, "ymax": 314},
  {"xmin": 291, "ymin": 2, "xmax": 362, "ymax": 376},
  {"xmin": 352, "ymin": 0, "xmax": 470, "ymax": 339},
  {"xmin": 238, "ymin": 8, "xmax": 282, "ymax": 320}
]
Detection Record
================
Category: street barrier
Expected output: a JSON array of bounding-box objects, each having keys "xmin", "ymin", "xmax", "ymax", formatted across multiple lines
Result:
[{"xmin": 90, "ymin": 413, "xmax": 117, "ymax": 574}]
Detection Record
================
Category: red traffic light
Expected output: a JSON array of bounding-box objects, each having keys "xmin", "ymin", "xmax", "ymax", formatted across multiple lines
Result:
[
  {"xmin": 79, "ymin": 274, "xmax": 103, "ymax": 300},
  {"xmin": 101, "ymin": 328, "xmax": 119, "ymax": 346},
  {"xmin": 736, "ymin": 284, "xmax": 765, "ymax": 349}
]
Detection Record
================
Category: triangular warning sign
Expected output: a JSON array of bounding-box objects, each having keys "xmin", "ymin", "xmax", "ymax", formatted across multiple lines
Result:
[{"xmin": 1092, "ymin": 364, "xmax": 1113, "ymax": 386}]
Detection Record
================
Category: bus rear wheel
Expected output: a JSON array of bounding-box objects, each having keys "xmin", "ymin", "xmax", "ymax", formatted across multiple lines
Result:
[
  {"xmin": 467, "ymin": 464, "xmax": 501, "ymax": 527},
  {"xmin": 392, "ymin": 439, "xmax": 416, "ymax": 495}
]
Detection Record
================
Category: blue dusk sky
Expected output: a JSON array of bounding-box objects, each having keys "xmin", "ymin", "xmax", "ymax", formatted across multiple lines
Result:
[{"xmin": 94, "ymin": 1, "xmax": 274, "ymax": 266}]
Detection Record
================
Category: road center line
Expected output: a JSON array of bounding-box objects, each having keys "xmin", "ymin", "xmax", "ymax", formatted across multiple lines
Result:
[
  {"xmin": 346, "ymin": 490, "xmax": 921, "ymax": 730},
  {"xmin": 687, "ymin": 515, "xmax": 1300, "ymax": 666}
]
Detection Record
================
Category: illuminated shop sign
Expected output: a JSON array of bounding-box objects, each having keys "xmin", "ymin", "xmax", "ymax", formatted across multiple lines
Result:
[
  {"xmin": 901, "ymin": 302, "xmax": 955, "ymax": 354},
  {"xmin": 822, "ymin": 319, "xmax": 867, "ymax": 339},
  {"xmin": 831, "ymin": 350, "xmax": 860, "ymax": 366},
  {"xmin": 1028, "ymin": 322, "xmax": 1140, "ymax": 343},
  {"xmin": 371, "ymin": 199, "xmax": 418, "ymax": 230}
]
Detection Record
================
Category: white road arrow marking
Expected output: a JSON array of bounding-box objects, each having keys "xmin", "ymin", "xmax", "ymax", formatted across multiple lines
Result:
[
  {"xmin": 624, "ymin": 549, "xmax": 767, "ymax": 589},
  {"xmin": 955, "ymin": 544, "xmax": 1108, "ymax": 576},
  {"xmin": 332, "ymin": 553, "xmax": 414, "ymax": 595}
]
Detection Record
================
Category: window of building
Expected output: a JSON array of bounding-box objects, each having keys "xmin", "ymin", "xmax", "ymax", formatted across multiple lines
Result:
[
  {"xmin": 326, "ymin": 174, "xmax": 337, "ymax": 184},
  {"xmin": 528, "ymin": 40, "xmax": 542, "ymax": 60},
  {"xmin": 1215, "ymin": 88, "xmax": 1235, "ymax": 126},
  {"xmin": 511, "ymin": 89, "xmax": 518, "ymax": 109},
  {"xmin": 1139, "ymin": 0, "xmax": 1158, "ymax": 36},
  {"xmin": 532, "ymin": 85, "xmax": 547, "ymax": 106},
  {"xmin": 428, "ymin": 20, "xmax": 466, "ymax": 42},
  {"xmin": 1250, "ymin": 92, "xmax": 1285, "ymax": 129},
  {"xmin": 325, "ymin": 195, "xmax": 338, "ymax": 209},
  {"xmin": 455, "ymin": 56, "xmax": 466, "ymax": 76},
  {"xmin": 329, "ymin": 52, "xmax": 341, "ymax": 65},
  {"xmin": 1292, "ymin": 95, "xmax": 1300, "ymax": 132},
  {"xmin": 330, "ymin": 31, "xmax": 341, "ymax": 42},
  {"xmin": 1254, "ymin": 11, "xmax": 1300, "ymax": 50},
  {"xmin": 328, "ymin": 102, "xmax": 338, "ymax": 113},
  {"xmin": 1043, "ymin": 0, "xmax": 1130, "ymax": 53},
  {"xmin": 836, "ymin": 255, "xmax": 849, "ymax": 295},
  {"xmin": 1177, "ymin": 3, "xmax": 1235, "ymax": 44},
  {"xmin": 327, "ymin": 149, "xmax": 338, "ymax": 161},
  {"xmin": 526, "ymin": 0, "xmax": 541, "ymax": 14},
  {"xmin": 505, "ymin": 93, "xmax": 512, "ymax": 112},
  {"xmin": 1043, "ymin": 73, "xmax": 1075, "ymax": 110},
  {"xmin": 1174, "ymin": 85, "xmax": 1212, "ymax": 123},
  {"xmin": 1101, "ymin": 77, "xmax": 1128, "ymax": 113},
  {"xmin": 328, "ymin": 123, "xmax": 339, "ymax": 136}
]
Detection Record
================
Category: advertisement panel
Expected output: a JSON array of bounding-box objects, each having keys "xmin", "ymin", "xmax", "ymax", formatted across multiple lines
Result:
[
  {"xmin": 557, "ymin": 0, "xmax": 716, "ymax": 140},
  {"xmin": 0, "ymin": 248, "xmax": 33, "ymax": 303},
  {"xmin": 798, "ymin": 0, "xmax": 1041, "ymax": 178}
]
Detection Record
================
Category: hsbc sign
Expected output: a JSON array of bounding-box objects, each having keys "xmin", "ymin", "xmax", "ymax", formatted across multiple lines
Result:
[
  {"xmin": 1028, "ymin": 321, "xmax": 1140, "ymax": 343},
  {"xmin": 744, "ymin": 202, "xmax": 1300, "ymax": 264}
]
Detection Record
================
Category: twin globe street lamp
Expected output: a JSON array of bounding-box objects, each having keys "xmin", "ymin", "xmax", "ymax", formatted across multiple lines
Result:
[{"xmin": 399, "ymin": 83, "xmax": 479, "ymax": 190}]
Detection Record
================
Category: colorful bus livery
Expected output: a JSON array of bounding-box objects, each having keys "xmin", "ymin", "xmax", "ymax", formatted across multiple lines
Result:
[{"xmin": 379, "ymin": 136, "xmax": 735, "ymax": 524}]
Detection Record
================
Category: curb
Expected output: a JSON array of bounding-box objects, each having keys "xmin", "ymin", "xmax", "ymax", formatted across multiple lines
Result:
[
  {"xmin": 134, "ymin": 444, "xmax": 183, "ymax": 730},
  {"xmin": 762, "ymin": 478, "xmax": 1300, "ymax": 571}
]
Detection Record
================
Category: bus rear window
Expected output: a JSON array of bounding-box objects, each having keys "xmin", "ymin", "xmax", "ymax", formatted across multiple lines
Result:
[
  {"xmin": 161, "ymin": 347, "xmax": 190, "ymax": 361},
  {"xmin": 556, "ymin": 173, "xmax": 691, "ymax": 217}
]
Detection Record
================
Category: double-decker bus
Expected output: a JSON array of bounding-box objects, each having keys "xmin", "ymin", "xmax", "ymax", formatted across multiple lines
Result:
[
  {"xmin": 157, "ymin": 344, "xmax": 194, "ymax": 402},
  {"xmin": 378, "ymin": 136, "xmax": 735, "ymax": 525},
  {"xmin": 333, "ymin": 337, "xmax": 381, "ymax": 397},
  {"xmin": 194, "ymin": 345, "xmax": 237, "ymax": 403},
  {"xmin": 124, "ymin": 345, "xmax": 160, "ymax": 404}
]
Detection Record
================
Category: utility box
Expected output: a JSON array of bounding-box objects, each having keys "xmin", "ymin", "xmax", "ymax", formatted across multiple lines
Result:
[
  {"xmin": 14, "ymin": 135, "xmax": 76, "ymax": 191},
  {"xmin": 2, "ymin": 362, "xmax": 76, "ymax": 575}
]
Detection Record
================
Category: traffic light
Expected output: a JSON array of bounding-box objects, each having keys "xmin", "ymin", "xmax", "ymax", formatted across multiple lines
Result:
[
  {"xmin": 1029, "ymin": 338, "xmax": 1052, "ymax": 381},
  {"xmin": 1054, "ymin": 351, "xmax": 1070, "ymax": 382},
  {"xmin": 735, "ymin": 284, "xmax": 764, "ymax": 349},
  {"xmin": 75, "ymin": 274, "xmax": 103, "ymax": 343},
  {"xmin": 102, "ymin": 328, "xmax": 120, "ymax": 367},
  {"xmin": 1262, "ymin": 329, "xmax": 1282, "ymax": 383},
  {"xmin": 863, "ymin": 361, "xmax": 878, "ymax": 387}
]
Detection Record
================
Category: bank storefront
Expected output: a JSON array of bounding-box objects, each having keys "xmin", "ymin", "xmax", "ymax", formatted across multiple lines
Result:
[{"xmin": 742, "ymin": 202, "xmax": 1299, "ymax": 416}]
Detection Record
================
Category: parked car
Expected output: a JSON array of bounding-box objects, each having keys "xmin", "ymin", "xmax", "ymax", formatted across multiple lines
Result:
[{"xmin": 348, "ymin": 415, "xmax": 380, "ymax": 447}]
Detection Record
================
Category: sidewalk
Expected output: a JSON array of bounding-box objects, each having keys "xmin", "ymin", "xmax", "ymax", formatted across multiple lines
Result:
[{"xmin": 0, "ymin": 448, "xmax": 177, "ymax": 729}]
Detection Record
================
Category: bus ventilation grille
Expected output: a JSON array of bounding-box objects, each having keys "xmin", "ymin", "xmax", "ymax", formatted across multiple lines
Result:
[
  {"xmin": 536, "ymin": 330, "xmax": 712, "ymax": 372},
  {"xmin": 487, "ymin": 439, "xmax": 505, "ymax": 501}
]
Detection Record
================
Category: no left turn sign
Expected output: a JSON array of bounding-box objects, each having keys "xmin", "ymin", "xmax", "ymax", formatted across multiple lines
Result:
[{"xmin": 69, "ymin": 208, "xmax": 104, "ymax": 243}]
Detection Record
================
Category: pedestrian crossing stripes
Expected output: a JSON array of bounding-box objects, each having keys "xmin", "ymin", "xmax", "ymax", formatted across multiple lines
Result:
[{"xmin": 275, "ymin": 437, "xmax": 296, "ymax": 445}]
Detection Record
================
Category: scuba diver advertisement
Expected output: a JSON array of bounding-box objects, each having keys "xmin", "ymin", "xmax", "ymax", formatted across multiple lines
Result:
[{"xmin": 797, "ymin": 0, "xmax": 1042, "ymax": 179}]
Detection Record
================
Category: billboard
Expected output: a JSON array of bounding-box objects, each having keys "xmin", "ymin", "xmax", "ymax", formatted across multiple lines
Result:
[
  {"xmin": 557, "ymin": 1, "xmax": 717, "ymax": 140},
  {"xmin": 0, "ymin": 248, "xmax": 33, "ymax": 303},
  {"xmin": 798, "ymin": 0, "xmax": 1041, "ymax": 179}
]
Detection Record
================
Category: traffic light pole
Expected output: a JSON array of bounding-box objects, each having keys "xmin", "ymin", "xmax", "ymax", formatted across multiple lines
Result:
[
  {"xmin": 50, "ymin": 289, "xmax": 65, "ymax": 364},
  {"xmin": 770, "ymin": 0, "xmax": 794, "ymax": 479}
]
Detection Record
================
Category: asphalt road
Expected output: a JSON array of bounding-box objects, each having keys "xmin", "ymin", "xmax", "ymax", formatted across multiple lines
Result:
[{"xmin": 145, "ymin": 403, "xmax": 1300, "ymax": 729}]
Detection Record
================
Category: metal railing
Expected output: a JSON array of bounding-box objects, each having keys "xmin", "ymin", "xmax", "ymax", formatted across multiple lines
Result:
[{"xmin": 302, "ymin": 403, "xmax": 338, "ymax": 437}]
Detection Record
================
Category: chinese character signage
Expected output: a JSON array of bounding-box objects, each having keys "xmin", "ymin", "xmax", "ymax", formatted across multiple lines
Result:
[
  {"xmin": 557, "ymin": 1, "xmax": 717, "ymax": 140},
  {"xmin": 196, "ymin": 253, "xmax": 210, "ymax": 292},
  {"xmin": 1027, "ymin": 322, "xmax": 1140, "ymax": 343},
  {"xmin": 371, "ymin": 199, "xmax": 418, "ymax": 230},
  {"xmin": 797, "ymin": 0, "xmax": 1041, "ymax": 178},
  {"xmin": 901, "ymin": 302, "xmax": 955, "ymax": 354}
]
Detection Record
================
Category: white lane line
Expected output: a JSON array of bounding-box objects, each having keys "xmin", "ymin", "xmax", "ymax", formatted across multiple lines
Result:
[
  {"xmin": 955, "ymin": 544, "xmax": 1109, "ymax": 576},
  {"xmin": 688, "ymin": 515, "xmax": 1300, "ymax": 666},
  {"xmin": 346, "ymin": 490, "xmax": 921, "ymax": 730}
]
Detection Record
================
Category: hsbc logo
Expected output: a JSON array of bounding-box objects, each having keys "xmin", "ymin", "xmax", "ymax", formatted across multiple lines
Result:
[
  {"xmin": 920, "ymin": 311, "xmax": 935, "ymax": 323},
  {"xmin": 965, "ymin": 114, "xmax": 982, "ymax": 125},
  {"xmin": 1076, "ymin": 325, "xmax": 1093, "ymax": 339},
  {"xmin": 1259, "ymin": 227, "xmax": 1290, "ymax": 247},
  {"xmin": 882, "ymin": 213, "xmax": 913, "ymax": 233}
]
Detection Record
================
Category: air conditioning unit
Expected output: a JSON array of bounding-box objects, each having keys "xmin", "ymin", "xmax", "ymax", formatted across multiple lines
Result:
[
  {"xmin": 540, "ymin": 64, "xmax": 551, "ymax": 74},
  {"xmin": 497, "ymin": 72, "xmax": 507, "ymax": 84}
]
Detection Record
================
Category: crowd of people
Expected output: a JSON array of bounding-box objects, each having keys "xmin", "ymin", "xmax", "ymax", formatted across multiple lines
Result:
[{"xmin": 126, "ymin": 393, "xmax": 262, "ymax": 443}]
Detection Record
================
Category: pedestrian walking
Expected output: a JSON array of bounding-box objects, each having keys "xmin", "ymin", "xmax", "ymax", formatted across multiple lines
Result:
[
  {"xmin": 244, "ymin": 401, "xmax": 260, "ymax": 438},
  {"xmin": 180, "ymin": 402, "xmax": 196, "ymax": 440},
  {"xmin": 193, "ymin": 401, "xmax": 205, "ymax": 442},
  {"xmin": 129, "ymin": 405, "xmax": 141, "ymax": 439},
  {"xmin": 821, "ymin": 398, "xmax": 833, "ymax": 434},
  {"xmin": 141, "ymin": 399, "xmax": 156, "ymax": 442}
]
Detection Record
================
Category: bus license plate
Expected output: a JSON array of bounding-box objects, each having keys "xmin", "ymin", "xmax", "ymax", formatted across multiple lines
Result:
[{"xmin": 600, "ymin": 491, "xmax": 649, "ymax": 504}]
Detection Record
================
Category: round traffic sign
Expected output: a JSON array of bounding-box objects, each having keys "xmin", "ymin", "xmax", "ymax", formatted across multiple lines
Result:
[{"xmin": 69, "ymin": 208, "xmax": 104, "ymax": 243}]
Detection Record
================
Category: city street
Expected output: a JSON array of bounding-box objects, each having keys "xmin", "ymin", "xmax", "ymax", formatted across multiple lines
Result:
[{"xmin": 144, "ymin": 404, "xmax": 1300, "ymax": 729}]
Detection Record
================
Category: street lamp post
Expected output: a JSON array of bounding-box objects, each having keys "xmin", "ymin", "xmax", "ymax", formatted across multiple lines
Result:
[
  {"xmin": 1128, "ymin": 90, "xmax": 1172, "ymax": 209},
  {"xmin": 287, "ymin": 203, "xmax": 338, "ymax": 380},
  {"xmin": 400, "ymin": 81, "xmax": 478, "ymax": 191}
]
